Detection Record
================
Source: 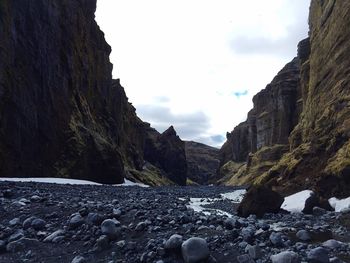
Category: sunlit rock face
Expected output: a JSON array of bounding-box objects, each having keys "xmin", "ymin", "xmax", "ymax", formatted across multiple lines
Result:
[
  {"xmin": 219, "ymin": 0, "xmax": 350, "ymax": 198},
  {"xmin": 0, "ymin": 0, "xmax": 188, "ymax": 185}
]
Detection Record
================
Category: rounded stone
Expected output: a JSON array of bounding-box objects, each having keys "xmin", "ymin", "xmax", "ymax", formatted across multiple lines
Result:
[
  {"xmin": 269, "ymin": 232, "xmax": 284, "ymax": 247},
  {"xmin": 69, "ymin": 214, "xmax": 84, "ymax": 229},
  {"xmin": 296, "ymin": 230, "xmax": 311, "ymax": 241},
  {"xmin": 181, "ymin": 237, "xmax": 210, "ymax": 263},
  {"xmin": 322, "ymin": 239, "xmax": 342, "ymax": 249},
  {"xmin": 165, "ymin": 234, "xmax": 183, "ymax": 250},
  {"xmin": 271, "ymin": 251, "xmax": 300, "ymax": 263},
  {"xmin": 307, "ymin": 247, "xmax": 330, "ymax": 263},
  {"xmin": 31, "ymin": 218, "xmax": 46, "ymax": 230},
  {"xmin": 101, "ymin": 219, "xmax": 119, "ymax": 240}
]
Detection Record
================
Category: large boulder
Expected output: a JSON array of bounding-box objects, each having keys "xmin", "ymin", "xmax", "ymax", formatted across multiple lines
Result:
[{"xmin": 237, "ymin": 186, "xmax": 284, "ymax": 218}]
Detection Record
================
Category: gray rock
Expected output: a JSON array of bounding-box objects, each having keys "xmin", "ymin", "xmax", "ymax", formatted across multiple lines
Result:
[
  {"xmin": 0, "ymin": 240, "xmax": 6, "ymax": 252},
  {"xmin": 116, "ymin": 240, "xmax": 126, "ymax": 248},
  {"xmin": 31, "ymin": 218, "xmax": 46, "ymax": 230},
  {"xmin": 330, "ymin": 257, "xmax": 345, "ymax": 263},
  {"xmin": 135, "ymin": 222, "xmax": 147, "ymax": 231},
  {"xmin": 113, "ymin": 208, "xmax": 122, "ymax": 218},
  {"xmin": 9, "ymin": 218, "xmax": 21, "ymax": 226},
  {"xmin": 101, "ymin": 219, "xmax": 119, "ymax": 240},
  {"xmin": 322, "ymin": 239, "xmax": 342, "ymax": 249},
  {"xmin": 8, "ymin": 230, "xmax": 24, "ymax": 243},
  {"xmin": 313, "ymin": 207, "xmax": 327, "ymax": 216},
  {"xmin": 23, "ymin": 216, "xmax": 37, "ymax": 229},
  {"xmin": 30, "ymin": 195, "xmax": 41, "ymax": 202},
  {"xmin": 44, "ymin": 230, "xmax": 65, "ymax": 243},
  {"xmin": 269, "ymin": 232, "xmax": 284, "ymax": 247},
  {"xmin": 181, "ymin": 237, "xmax": 210, "ymax": 263},
  {"xmin": 241, "ymin": 227, "xmax": 256, "ymax": 242},
  {"xmin": 224, "ymin": 218, "xmax": 240, "ymax": 230},
  {"xmin": 71, "ymin": 256, "xmax": 86, "ymax": 263},
  {"xmin": 246, "ymin": 244, "xmax": 262, "ymax": 259},
  {"xmin": 165, "ymin": 234, "xmax": 183, "ymax": 250},
  {"xmin": 271, "ymin": 251, "xmax": 300, "ymax": 263},
  {"xmin": 296, "ymin": 230, "xmax": 311, "ymax": 241},
  {"xmin": 69, "ymin": 214, "xmax": 84, "ymax": 229},
  {"xmin": 237, "ymin": 254, "xmax": 255, "ymax": 263},
  {"xmin": 86, "ymin": 213, "xmax": 104, "ymax": 225},
  {"xmin": 94, "ymin": 235, "xmax": 109, "ymax": 252},
  {"xmin": 6, "ymin": 238, "xmax": 40, "ymax": 253},
  {"xmin": 307, "ymin": 247, "xmax": 329, "ymax": 263}
]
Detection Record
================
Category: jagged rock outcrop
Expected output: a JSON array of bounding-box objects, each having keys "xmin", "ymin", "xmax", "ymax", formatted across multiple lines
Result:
[
  {"xmin": 144, "ymin": 126, "xmax": 187, "ymax": 186},
  {"xmin": 0, "ymin": 0, "xmax": 187, "ymax": 185},
  {"xmin": 184, "ymin": 141, "xmax": 220, "ymax": 185},
  {"xmin": 219, "ymin": 0, "xmax": 350, "ymax": 199}
]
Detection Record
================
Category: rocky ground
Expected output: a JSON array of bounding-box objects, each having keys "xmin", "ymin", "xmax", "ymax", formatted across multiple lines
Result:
[{"xmin": 0, "ymin": 182, "xmax": 349, "ymax": 263}]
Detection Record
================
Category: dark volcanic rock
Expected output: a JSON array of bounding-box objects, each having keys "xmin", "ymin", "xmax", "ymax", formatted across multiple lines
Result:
[
  {"xmin": 0, "ymin": 0, "xmax": 187, "ymax": 186},
  {"xmin": 185, "ymin": 141, "xmax": 220, "ymax": 185},
  {"xmin": 144, "ymin": 126, "xmax": 187, "ymax": 185},
  {"xmin": 219, "ymin": 0, "xmax": 350, "ymax": 198},
  {"xmin": 237, "ymin": 186, "xmax": 284, "ymax": 218},
  {"xmin": 220, "ymin": 58, "xmax": 301, "ymax": 166}
]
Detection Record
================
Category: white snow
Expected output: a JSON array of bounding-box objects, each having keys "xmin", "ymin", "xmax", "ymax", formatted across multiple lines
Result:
[
  {"xmin": 281, "ymin": 190, "xmax": 313, "ymax": 213},
  {"xmin": 185, "ymin": 189, "xmax": 246, "ymax": 217},
  {"xmin": 329, "ymin": 197, "xmax": 350, "ymax": 212},
  {"xmin": 0, "ymin": 177, "xmax": 101, "ymax": 185},
  {"xmin": 0, "ymin": 177, "xmax": 149, "ymax": 187},
  {"xmin": 220, "ymin": 189, "xmax": 246, "ymax": 203},
  {"xmin": 117, "ymin": 179, "xmax": 149, "ymax": 188}
]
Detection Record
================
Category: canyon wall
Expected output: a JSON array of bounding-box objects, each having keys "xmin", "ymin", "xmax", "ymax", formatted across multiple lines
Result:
[
  {"xmin": 0, "ymin": 0, "xmax": 187, "ymax": 185},
  {"xmin": 219, "ymin": 0, "xmax": 350, "ymax": 198}
]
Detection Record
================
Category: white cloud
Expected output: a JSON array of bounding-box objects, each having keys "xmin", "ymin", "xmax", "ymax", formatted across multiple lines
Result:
[{"xmin": 95, "ymin": 0, "xmax": 310, "ymax": 147}]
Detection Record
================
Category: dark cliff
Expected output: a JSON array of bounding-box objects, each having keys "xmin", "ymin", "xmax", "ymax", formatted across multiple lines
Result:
[
  {"xmin": 219, "ymin": 0, "xmax": 350, "ymax": 198},
  {"xmin": 0, "ymin": 0, "xmax": 187, "ymax": 185},
  {"xmin": 218, "ymin": 56, "xmax": 301, "ymax": 185},
  {"xmin": 185, "ymin": 141, "xmax": 220, "ymax": 185},
  {"xmin": 144, "ymin": 126, "xmax": 187, "ymax": 186}
]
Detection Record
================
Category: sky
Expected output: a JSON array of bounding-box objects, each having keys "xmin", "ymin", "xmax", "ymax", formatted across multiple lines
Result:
[{"xmin": 95, "ymin": 0, "xmax": 310, "ymax": 147}]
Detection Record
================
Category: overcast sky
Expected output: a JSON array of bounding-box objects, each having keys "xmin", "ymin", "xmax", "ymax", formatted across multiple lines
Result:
[{"xmin": 96, "ymin": 0, "xmax": 310, "ymax": 147}]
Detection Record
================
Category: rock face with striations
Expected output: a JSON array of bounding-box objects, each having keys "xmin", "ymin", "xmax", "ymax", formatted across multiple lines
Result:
[
  {"xmin": 219, "ymin": 0, "xmax": 350, "ymax": 198},
  {"xmin": 0, "ymin": 0, "xmax": 187, "ymax": 185},
  {"xmin": 219, "ymin": 56, "xmax": 301, "ymax": 185},
  {"xmin": 185, "ymin": 141, "xmax": 220, "ymax": 185}
]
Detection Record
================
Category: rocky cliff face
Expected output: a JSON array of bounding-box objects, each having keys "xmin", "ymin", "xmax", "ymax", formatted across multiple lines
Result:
[
  {"xmin": 185, "ymin": 141, "xmax": 220, "ymax": 185},
  {"xmin": 220, "ymin": 58, "xmax": 301, "ymax": 166},
  {"xmin": 144, "ymin": 126, "xmax": 187, "ymax": 186},
  {"xmin": 219, "ymin": 0, "xmax": 350, "ymax": 198},
  {"xmin": 0, "ymin": 0, "xmax": 187, "ymax": 185},
  {"xmin": 219, "ymin": 56, "xmax": 301, "ymax": 185}
]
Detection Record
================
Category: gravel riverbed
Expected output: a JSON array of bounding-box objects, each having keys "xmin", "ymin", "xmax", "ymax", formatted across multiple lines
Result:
[{"xmin": 0, "ymin": 181, "xmax": 349, "ymax": 263}]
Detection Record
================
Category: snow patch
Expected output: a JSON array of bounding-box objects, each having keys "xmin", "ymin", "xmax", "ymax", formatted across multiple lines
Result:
[
  {"xmin": 281, "ymin": 190, "xmax": 313, "ymax": 213},
  {"xmin": 0, "ymin": 177, "xmax": 101, "ymax": 185},
  {"xmin": 118, "ymin": 179, "xmax": 149, "ymax": 188},
  {"xmin": 185, "ymin": 189, "xmax": 246, "ymax": 217},
  {"xmin": 0, "ymin": 177, "xmax": 149, "ymax": 187},
  {"xmin": 220, "ymin": 189, "xmax": 246, "ymax": 203},
  {"xmin": 329, "ymin": 197, "xmax": 350, "ymax": 212}
]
